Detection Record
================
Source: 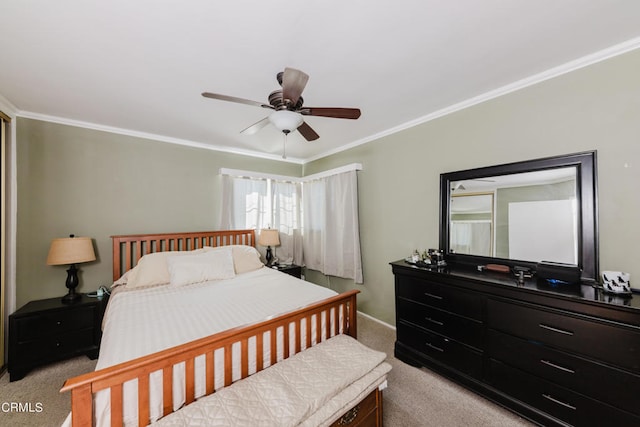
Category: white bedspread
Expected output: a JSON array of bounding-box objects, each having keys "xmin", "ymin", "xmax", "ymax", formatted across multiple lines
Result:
[{"xmin": 63, "ymin": 267, "xmax": 337, "ymax": 427}]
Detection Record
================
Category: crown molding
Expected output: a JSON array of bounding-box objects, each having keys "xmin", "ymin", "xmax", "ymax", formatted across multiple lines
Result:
[
  {"xmin": 15, "ymin": 111, "xmax": 305, "ymax": 165},
  {"xmin": 305, "ymin": 36, "xmax": 640, "ymax": 163},
  {"xmin": 12, "ymin": 36, "xmax": 640, "ymax": 165}
]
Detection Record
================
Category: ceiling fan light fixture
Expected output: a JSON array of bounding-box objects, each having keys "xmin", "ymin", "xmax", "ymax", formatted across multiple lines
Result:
[{"xmin": 268, "ymin": 110, "xmax": 303, "ymax": 133}]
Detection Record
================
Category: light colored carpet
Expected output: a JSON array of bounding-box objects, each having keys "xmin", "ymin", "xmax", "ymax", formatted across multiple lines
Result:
[
  {"xmin": 0, "ymin": 355, "xmax": 97, "ymax": 426},
  {"xmin": 356, "ymin": 313, "xmax": 535, "ymax": 427},
  {"xmin": 0, "ymin": 313, "xmax": 535, "ymax": 426}
]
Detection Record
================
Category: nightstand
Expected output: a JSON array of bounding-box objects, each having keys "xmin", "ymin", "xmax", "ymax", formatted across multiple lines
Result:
[
  {"xmin": 8, "ymin": 294, "xmax": 108, "ymax": 381},
  {"xmin": 272, "ymin": 264, "xmax": 302, "ymax": 279}
]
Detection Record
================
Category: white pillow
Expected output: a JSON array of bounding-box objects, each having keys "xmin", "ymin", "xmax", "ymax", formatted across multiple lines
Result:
[
  {"xmin": 126, "ymin": 248, "xmax": 208, "ymax": 289},
  {"xmin": 230, "ymin": 245, "xmax": 264, "ymax": 274},
  {"xmin": 167, "ymin": 247, "xmax": 236, "ymax": 287}
]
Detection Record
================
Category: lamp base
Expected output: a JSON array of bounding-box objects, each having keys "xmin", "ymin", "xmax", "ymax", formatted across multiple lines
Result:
[
  {"xmin": 265, "ymin": 246, "xmax": 273, "ymax": 267},
  {"xmin": 61, "ymin": 290, "xmax": 81, "ymax": 304},
  {"xmin": 61, "ymin": 264, "xmax": 81, "ymax": 304}
]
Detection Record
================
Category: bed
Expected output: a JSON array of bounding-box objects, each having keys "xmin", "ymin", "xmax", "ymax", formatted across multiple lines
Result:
[{"xmin": 59, "ymin": 230, "xmax": 384, "ymax": 426}]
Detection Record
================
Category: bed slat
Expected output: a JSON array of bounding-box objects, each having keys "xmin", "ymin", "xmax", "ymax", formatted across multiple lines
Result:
[
  {"xmin": 185, "ymin": 358, "xmax": 195, "ymax": 405},
  {"xmin": 205, "ymin": 351, "xmax": 215, "ymax": 395},
  {"xmin": 162, "ymin": 367, "xmax": 172, "ymax": 416},
  {"xmin": 137, "ymin": 375, "xmax": 149, "ymax": 427}
]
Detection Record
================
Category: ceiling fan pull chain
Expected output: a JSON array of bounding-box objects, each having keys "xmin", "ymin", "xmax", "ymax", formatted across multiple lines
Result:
[{"xmin": 282, "ymin": 132, "xmax": 287, "ymax": 159}]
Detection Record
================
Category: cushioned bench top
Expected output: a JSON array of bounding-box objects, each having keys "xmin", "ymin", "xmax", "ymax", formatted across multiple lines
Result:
[{"xmin": 153, "ymin": 334, "xmax": 391, "ymax": 427}]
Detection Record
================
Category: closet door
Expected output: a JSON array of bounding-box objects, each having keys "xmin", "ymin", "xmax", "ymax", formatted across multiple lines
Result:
[{"xmin": 1, "ymin": 112, "xmax": 8, "ymax": 371}]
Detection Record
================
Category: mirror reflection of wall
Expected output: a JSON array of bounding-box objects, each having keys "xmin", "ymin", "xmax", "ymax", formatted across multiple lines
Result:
[
  {"xmin": 449, "ymin": 167, "xmax": 577, "ymax": 263},
  {"xmin": 450, "ymin": 193, "xmax": 494, "ymax": 256}
]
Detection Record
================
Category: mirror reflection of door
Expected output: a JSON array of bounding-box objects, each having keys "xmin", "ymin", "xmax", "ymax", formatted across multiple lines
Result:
[{"xmin": 450, "ymin": 193, "xmax": 494, "ymax": 256}]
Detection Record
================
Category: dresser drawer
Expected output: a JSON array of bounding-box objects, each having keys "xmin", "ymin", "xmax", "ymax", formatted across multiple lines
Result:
[
  {"xmin": 396, "ymin": 276, "xmax": 483, "ymax": 320},
  {"xmin": 487, "ymin": 298, "xmax": 640, "ymax": 373},
  {"xmin": 398, "ymin": 321, "xmax": 482, "ymax": 379},
  {"xmin": 16, "ymin": 306, "xmax": 96, "ymax": 341},
  {"xmin": 398, "ymin": 298, "xmax": 483, "ymax": 349},
  {"xmin": 487, "ymin": 359, "xmax": 640, "ymax": 426},
  {"xmin": 487, "ymin": 329, "xmax": 640, "ymax": 416}
]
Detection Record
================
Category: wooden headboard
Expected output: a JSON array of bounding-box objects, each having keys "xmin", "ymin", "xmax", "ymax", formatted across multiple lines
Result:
[{"xmin": 111, "ymin": 230, "xmax": 256, "ymax": 281}]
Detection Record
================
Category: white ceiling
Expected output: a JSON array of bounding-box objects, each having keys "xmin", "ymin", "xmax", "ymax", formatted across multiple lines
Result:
[{"xmin": 2, "ymin": 1, "xmax": 640, "ymax": 163}]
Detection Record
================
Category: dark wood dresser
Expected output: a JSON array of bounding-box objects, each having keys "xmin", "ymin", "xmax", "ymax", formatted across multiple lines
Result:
[
  {"xmin": 391, "ymin": 260, "xmax": 640, "ymax": 426},
  {"xmin": 8, "ymin": 294, "xmax": 108, "ymax": 381}
]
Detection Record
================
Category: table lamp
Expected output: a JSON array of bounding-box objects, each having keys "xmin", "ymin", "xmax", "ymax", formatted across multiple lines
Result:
[
  {"xmin": 47, "ymin": 234, "xmax": 96, "ymax": 303},
  {"xmin": 258, "ymin": 229, "xmax": 280, "ymax": 267}
]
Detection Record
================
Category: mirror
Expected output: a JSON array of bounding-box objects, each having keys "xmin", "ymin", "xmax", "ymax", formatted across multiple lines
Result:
[{"xmin": 440, "ymin": 151, "xmax": 598, "ymax": 283}]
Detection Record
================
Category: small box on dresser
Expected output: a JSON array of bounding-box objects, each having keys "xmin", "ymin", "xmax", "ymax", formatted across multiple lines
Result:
[{"xmin": 8, "ymin": 294, "xmax": 108, "ymax": 381}]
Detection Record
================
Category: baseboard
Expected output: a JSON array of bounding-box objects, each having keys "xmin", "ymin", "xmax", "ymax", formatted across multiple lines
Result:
[{"xmin": 357, "ymin": 310, "xmax": 396, "ymax": 331}]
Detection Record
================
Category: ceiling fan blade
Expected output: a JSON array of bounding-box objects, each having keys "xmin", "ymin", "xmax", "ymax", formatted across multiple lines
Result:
[
  {"xmin": 240, "ymin": 117, "xmax": 270, "ymax": 135},
  {"xmin": 297, "ymin": 121, "xmax": 319, "ymax": 141},
  {"xmin": 202, "ymin": 92, "xmax": 273, "ymax": 109},
  {"xmin": 300, "ymin": 107, "xmax": 361, "ymax": 119},
  {"xmin": 282, "ymin": 68, "xmax": 309, "ymax": 108}
]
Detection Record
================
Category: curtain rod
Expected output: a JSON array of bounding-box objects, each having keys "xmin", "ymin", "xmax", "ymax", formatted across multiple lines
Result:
[{"xmin": 219, "ymin": 163, "xmax": 362, "ymax": 182}]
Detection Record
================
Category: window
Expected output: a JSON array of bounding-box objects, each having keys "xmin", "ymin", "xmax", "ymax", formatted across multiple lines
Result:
[
  {"xmin": 219, "ymin": 165, "xmax": 363, "ymax": 283},
  {"xmin": 220, "ymin": 174, "xmax": 302, "ymax": 265}
]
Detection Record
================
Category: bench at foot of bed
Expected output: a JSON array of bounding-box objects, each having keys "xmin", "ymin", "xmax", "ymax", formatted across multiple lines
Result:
[{"xmin": 153, "ymin": 334, "xmax": 392, "ymax": 427}]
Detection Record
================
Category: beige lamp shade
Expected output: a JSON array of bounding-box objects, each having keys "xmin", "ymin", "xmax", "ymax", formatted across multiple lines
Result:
[
  {"xmin": 258, "ymin": 229, "xmax": 280, "ymax": 247},
  {"xmin": 47, "ymin": 236, "xmax": 96, "ymax": 265}
]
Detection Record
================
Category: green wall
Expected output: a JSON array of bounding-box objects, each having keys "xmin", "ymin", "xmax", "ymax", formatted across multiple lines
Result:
[
  {"xmin": 14, "ymin": 49, "xmax": 640, "ymax": 323},
  {"xmin": 304, "ymin": 49, "xmax": 640, "ymax": 325},
  {"xmin": 16, "ymin": 120, "xmax": 300, "ymax": 308}
]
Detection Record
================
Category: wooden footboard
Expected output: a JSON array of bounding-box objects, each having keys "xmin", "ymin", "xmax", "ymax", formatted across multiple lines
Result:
[{"xmin": 61, "ymin": 289, "xmax": 359, "ymax": 427}]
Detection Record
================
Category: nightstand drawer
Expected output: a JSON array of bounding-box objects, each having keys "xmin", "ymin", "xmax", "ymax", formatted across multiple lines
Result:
[
  {"xmin": 16, "ymin": 305, "xmax": 95, "ymax": 341},
  {"xmin": 16, "ymin": 329, "xmax": 95, "ymax": 363},
  {"xmin": 9, "ymin": 294, "xmax": 107, "ymax": 381}
]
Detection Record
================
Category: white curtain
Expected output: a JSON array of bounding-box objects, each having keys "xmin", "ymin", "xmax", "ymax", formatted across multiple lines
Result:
[
  {"xmin": 271, "ymin": 180, "xmax": 303, "ymax": 264},
  {"xmin": 302, "ymin": 170, "xmax": 363, "ymax": 283},
  {"xmin": 219, "ymin": 175, "xmax": 303, "ymax": 265},
  {"xmin": 220, "ymin": 176, "xmax": 267, "ymax": 230},
  {"xmin": 451, "ymin": 221, "xmax": 491, "ymax": 256}
]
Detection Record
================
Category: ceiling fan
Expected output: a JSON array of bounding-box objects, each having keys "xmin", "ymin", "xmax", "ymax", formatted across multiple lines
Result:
[{"xmin": 202, "ymin": 67, "xmax": 361, "ymax": 142}]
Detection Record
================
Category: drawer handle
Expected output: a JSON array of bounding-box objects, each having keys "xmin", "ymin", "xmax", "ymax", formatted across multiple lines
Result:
[
  {"xmin": 540, "ymin": 359, "xmax": 575, "ymax": 374},
  {"xmin": 538, "ymin": 323, "xmax": 574, "ymax": 336},
  {"xmin": 425, "ymin": 342, "xmax": 444, "ymax": 352},
  {"xmin": 338, "ymin": 405, "xmax": 359, "ymax": 425},
  {"xmin": 542, "ymin": 394, "xmax": 576, "ymax": 411},
  {"xmin": 425, "ymin": 317, "xmax": 444, "ymax": 326},
  {"xmin": 424, "ymin": 292, "xmax": 443, "ymax": 300}
]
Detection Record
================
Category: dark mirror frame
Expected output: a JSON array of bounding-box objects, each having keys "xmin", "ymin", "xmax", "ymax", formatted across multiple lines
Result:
[{"xmin": 439, "ymin": 151, "xmax": 599, "ymax": 283}]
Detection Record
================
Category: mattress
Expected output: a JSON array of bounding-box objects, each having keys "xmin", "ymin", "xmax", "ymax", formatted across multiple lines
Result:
[
  {"xmin": 63, "ymin": 267, "xmax": 337, "ymax": 427},
  {"xmin": 152, "ymin": 334, "xmax": 392, "ymax": 427}
]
